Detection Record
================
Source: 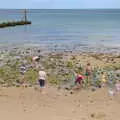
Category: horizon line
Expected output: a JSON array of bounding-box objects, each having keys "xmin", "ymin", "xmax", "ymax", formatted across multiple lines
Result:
[{"xmin": 0, "ymin": 8, "xmax": 120, "ymax": 10}]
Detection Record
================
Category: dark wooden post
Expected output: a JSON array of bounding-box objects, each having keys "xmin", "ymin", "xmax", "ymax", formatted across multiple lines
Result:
[{"xmin": 24, "ymin": 9, "xmax": 27, "ymax": 22}]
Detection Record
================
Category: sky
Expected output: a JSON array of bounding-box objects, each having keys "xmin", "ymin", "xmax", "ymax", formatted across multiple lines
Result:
[{"xmin": 0, "ymin": 0, "xmax": 120, "ymax": 9}]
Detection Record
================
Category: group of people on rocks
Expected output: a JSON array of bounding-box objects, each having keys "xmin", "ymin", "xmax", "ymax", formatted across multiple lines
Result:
[
  {"xmin": 20, "ymin": 55, "xmax": 120, "ymax": 95},
  {"xmin": 74, "ymin": 63, "xmax": 120, "ymax": 96},
  {"xmin": 74, "ymin": 62, "xmax": 92, "ymax": 89}
]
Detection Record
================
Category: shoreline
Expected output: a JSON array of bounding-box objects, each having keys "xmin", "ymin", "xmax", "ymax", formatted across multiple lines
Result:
[{"xmin": 0, "ymin": 43, "xmax": 120, "ymax": 54}]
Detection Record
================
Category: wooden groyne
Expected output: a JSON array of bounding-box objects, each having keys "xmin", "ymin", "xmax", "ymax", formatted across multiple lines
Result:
[
  {"xmin": 0, "ymin": 9, "xmax": 31, "ymax": 28},
  {"xmin": 0, "ymin": 20, "xmax": 31, "ymax": 28}
]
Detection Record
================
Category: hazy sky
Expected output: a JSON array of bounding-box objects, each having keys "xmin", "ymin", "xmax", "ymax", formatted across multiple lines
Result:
[{"xmin": 0, "ymin": 0, "xmax": 120, "ymax": 9}]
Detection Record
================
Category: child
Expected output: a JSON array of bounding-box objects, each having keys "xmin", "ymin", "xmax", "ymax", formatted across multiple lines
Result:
[
  {"xmin": 101, "ymin": 72, "xmax": 107, "ymax": 87},
  {"xmin": 108, "ymin": 79, "xmax": 115, "ymax": 96},
  {"xmin": 20, "ymin": 64, "xmax": 27, "ymax": 88},
  {"xmin": 75, "ymin": 72, "xmax": 84, "ymax": 89},
  {"xmin": 115, "ymin": 80, "xmax": 120, "ymax": 93},
  {"xmin": 85, "ymin": 62, "xmax": 92, "ymax": 85},
  {"xmin": 38, "ymin": 68, "xmax": 46, "ymax": 93}
]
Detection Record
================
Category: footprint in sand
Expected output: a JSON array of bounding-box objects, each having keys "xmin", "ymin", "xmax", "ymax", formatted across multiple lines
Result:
[{"xmin": 0, "ymin": 94, "xmax": 9, "ymax": 98}]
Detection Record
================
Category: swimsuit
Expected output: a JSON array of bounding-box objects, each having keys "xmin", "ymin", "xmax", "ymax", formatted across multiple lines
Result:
[
  {"xmin": 85, "ymin": 68, "xmax": 91, "ymax": 76},
  {"xmin": 85, "ymin": 71, "xmax": 91, "ymax": 76}
]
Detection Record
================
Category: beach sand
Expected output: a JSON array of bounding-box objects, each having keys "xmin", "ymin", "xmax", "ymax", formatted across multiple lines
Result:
[
  {"xmin": 0, "ymin": 86, "xmax": 120, "ymax": 120},
  {"xmin": 0, "ymin": 46, "xmax": 120, "ymax": 120}
]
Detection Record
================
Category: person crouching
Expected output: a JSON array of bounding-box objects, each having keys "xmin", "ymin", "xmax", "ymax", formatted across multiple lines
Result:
[{"xmin": 75, "ymin": 72, "xmax": 84, "ymax": 90}]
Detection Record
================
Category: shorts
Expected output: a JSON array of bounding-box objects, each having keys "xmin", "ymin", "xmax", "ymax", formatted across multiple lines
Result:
[
  {"xmin": 85, "ymin": 72, "xmax": 91, "ymax": 76},
  {"xmin": 75, "ymin": 79, "xmax": 83, "ymax": 85},
  {"xmin": 38, "ymin": 79, "xmax": 45, "ymax": 87}
]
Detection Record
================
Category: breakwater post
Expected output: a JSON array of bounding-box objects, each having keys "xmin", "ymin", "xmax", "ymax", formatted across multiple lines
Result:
[{"xmin": 24, "ymin": 9, "xmax": 27, "ymax": 22}]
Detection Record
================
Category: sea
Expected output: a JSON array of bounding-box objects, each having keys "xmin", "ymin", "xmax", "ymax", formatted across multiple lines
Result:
[{"xmin": 0, "ymin": 9, "xmax": 120, "ymax": 53}]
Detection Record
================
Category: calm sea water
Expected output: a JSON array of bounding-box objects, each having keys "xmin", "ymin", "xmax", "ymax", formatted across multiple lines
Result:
[{"xmin": 0, "ymin": 9, "xmax": 120, "ymax": 52}]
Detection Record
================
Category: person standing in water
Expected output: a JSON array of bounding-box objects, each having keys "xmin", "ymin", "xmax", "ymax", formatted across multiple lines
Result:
[{"xmin": 38, "ymin": 68, "xmax": 46, "ymax": 93}]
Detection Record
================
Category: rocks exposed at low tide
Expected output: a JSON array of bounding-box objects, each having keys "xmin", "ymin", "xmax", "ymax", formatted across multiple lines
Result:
[{"xmin": 0, "ymin": 46, "xmax": 120, "ymax": 87}]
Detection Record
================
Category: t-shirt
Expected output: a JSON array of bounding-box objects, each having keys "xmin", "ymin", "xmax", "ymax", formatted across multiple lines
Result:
[{"xmin": 39, "ymin": 71, "xmax": 46, "ymax": 80}]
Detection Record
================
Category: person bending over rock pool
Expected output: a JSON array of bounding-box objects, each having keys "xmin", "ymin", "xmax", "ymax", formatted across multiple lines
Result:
[
  {"xmin": 32, "ymin": 56, "xmax": 40, "ymax": 68},
  {"xmin": 38, "ymin": 68, "xmax": 46, "ymax": 93},
  {"xmin": 75, "ymin": 72, "xmax": 84, "ymax": 89}
]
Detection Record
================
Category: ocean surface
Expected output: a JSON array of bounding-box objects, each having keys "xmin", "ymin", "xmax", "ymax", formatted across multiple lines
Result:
[{"xmin": 0, "ymin": 9, "xmax": 120, "ymax": 52}]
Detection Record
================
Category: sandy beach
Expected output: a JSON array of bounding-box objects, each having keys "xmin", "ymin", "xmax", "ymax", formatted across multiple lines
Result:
[
  {"xmin": 0, "ymin": 86, "xmax": 120, "ymax": 120},
  {"xmin": 0, "ymin": 46, "xmax": 119, "ymax": 120}
]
